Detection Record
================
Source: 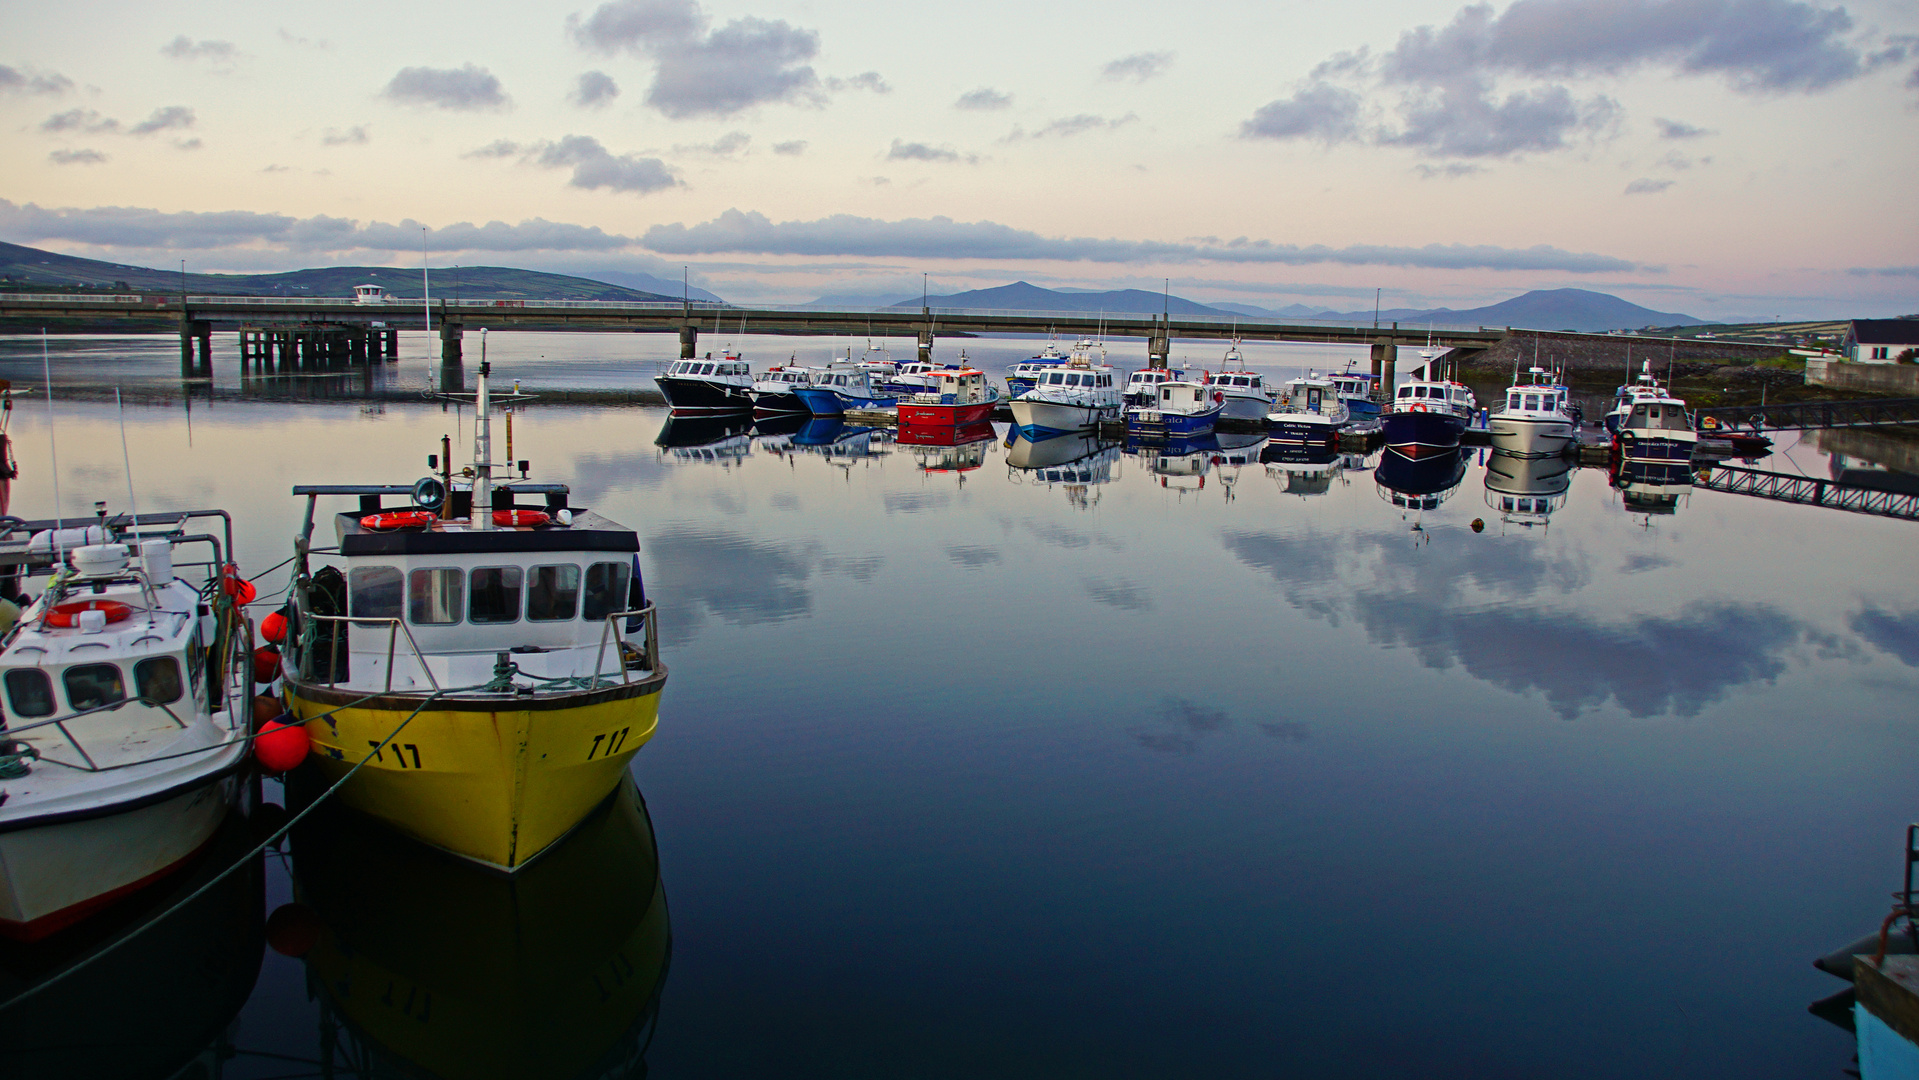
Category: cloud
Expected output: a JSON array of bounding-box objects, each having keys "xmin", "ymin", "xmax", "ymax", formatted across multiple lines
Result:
[
  {"xmin": 567, "ymin": 0, "xmax": 825, "ymax": 118},
  {"xmin": 567, "ymin": 0, "xmax": 704, "ymax": 54},
  {"xmin": 1133, "ymin": 698, "xmax": 1231, "ymax": 754},
  {"xmin": 1383, "ymin": 81, "xmax": 1620, "ymax": 157},
  {"xmin": 160, "ymin": 37, "xmax": 237, "ymax": 64},
  {"xmin": 277, "ymin": 28, "xmax": 331, "ymax": 50},
  {"xmin": 640, "ymin": 208, "xmax": 1638, "ymax": 272},
  {"xmin": 1379, "ymin": 0, "xmax": 1867, "ymax": 94},
  {"xmin": 887, "ymin": 139, "xmax": 974, "ymax": 163},
  {"xmin": 674, "ymin": 130, "xmax": 750, "ymax": 155},
  {"xmin": 464, "ymin": 139, "xmax": 524, "ymax": 158},
  {"xmin": 945, "ymin": 545, "xmax": 1002, "ymax": 568},
  {"xmin": 0, "ymin": 65, "xmax": 73, "ymax": 95},
  {"xmin": 825, "ymin": 71, "xmax": 889, "ymax": 92},
  {"xmin": 321, "ymin": 125, "xmax": 368, "ymax": 146},
  {"xmin": 0, "ymin": 198, "xmax": 643, "ymax": 255},
  {"xmin": 1240, "ymin": 83, "xmax": 1363, "ymax": 142},
  {"xmin": 48, "ymin": 148, "xmax": 107, "ymax": 166},
  {"xmin": 646, "ymin": 17, "xmax": 822, "ymax": 118},
  {"xmin": 1625, "ymin": 177, "xmax": 1675, "ymax": 193},
  {"xmin": 1851, "ymin": 607, "xmax": 1919, "ymax": 666},
  {"xmin": 535, "ymin": 134, "xmax": 679, "ymax": 193},
  {"xmin": 41, "ymin": 108, "xmax": 118, "ymax": 134},
  {"xmin": 771, "ymin": 139, "xmax": 807, "ymax": 155},
  {"xmin": 1006, "ymin": 113, "xmax": 1138, "ymax": 140},
  {"xmin": 1083, "ymin": 576, "xmax": 1151, "ymax": 611},
  {"xmin": 128, "ymin": 106, "xmax": 196, "ymax": 136},
  {"xmin": 382, "ymin": 64, "xmax": 510, "ymax": 111},
  {"xmin": 955, "ymin": 87, "xmax": 1011, "ymax": 110},
  {"xmin": 1415, "ymin": 162, "xmax": 1484, "ymax": 177},
  {"xmin": 1102, "ymin": 51, "xmax": 1174, "ymax": 82},
  {"xmin": 1654, "ymin": 117, "xmax": 1712, "ymax": 138},
  {"xmin": 642, "ymin": 525, "xmax": 815, "ymax": 646},
  {"xmin": 571, "ymin": 70, "xmax": 620, "ymax": 108}
]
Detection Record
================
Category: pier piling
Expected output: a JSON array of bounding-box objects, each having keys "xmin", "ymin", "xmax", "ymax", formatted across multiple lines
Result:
[{"xmin": 440, "ymin": 322, "xmax": 463, "ymax": 364}]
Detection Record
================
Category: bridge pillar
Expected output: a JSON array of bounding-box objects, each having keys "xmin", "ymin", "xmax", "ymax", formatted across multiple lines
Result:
[
  {"xmin": 679, "ymin": 325, "xmax": 698, "ymax": 360},
  {"xmin": 440, "ymin": 321, "xmax": 463, "ymax": 364},
  {"xmin": 1374, "ymin": 337, "xmax": 1396, "ymax": 400},
  {"xmin": 918, "ymin": 329, "xmax": 934, "ymax": 364},
  {"xmin": 1147, "ymin": 334, "xmax": 1170, "ymax": 369},
  {"xmin": 386, "ymin": 327, "xmax": 398, "ymax": 358}
]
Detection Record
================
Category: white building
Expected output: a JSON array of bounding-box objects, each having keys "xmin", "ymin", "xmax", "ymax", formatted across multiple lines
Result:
[{"xmin": 1845, "ymin": 319, "xmax": 1919, "ymax": 363}]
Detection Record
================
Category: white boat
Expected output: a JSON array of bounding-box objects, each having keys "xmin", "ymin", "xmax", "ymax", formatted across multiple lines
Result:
[
  {"xmin": 1126, "ymin": 381, "xmax": 1225, "ymax": 439},
  {"xmin": 1266, "ymin": 374, "xmax": 1351, "ymax": 447},
  {"xmin": 0, "ymin": 513, "xmax": 253, "ymax": 941},
  {"xmin": 1483, "ymin": 451, "xmax": 1573, "ymax": 526},
  {"xmin": 1488, "ymin": 366, "xmax": 1578, "ymax": 458},
  {"xmin": 1123, "ymin": 366, "xmax": 1186, "ymax": 409},
  {"xmin": 748, "ymin": 360, "xmax": 818, "ymax": 414},
  {"xmin": 1607, "ymin": 362, "xmax": 1697, "ymax": 465},
  {"xmin": 1007, "ymin": 335, "xmax": 1070, "ymax": 396},
  {"xmin": 1009, "ymin": 360, "xmax": 1123, "ymax": 437},
  {"xmin": 1210, "ymin": 366, "xmax": 1275, "ymax": 423}
]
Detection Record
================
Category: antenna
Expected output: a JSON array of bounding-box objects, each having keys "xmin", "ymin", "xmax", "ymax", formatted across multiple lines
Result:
[
  {"xmin": 115, "ymin": 388, "xmax": 142, "ymax": 538},
  {"xmin": 41, "ymin": 330, "xmax": 63, "ymax": 565},
  {"xmin": 421, "ymin": 226, "xmax": 431, "ymax": 336}
]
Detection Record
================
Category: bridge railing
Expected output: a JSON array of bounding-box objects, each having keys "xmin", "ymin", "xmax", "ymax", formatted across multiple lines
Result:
[{"xmin": 1695, "ymin": 397, "xmax": 1919, "ymax": 432}]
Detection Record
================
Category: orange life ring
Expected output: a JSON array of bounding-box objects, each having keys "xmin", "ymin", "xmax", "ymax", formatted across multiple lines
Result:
[
  {"xmin": 360, "ymin": 510, "xmax": 437, "ymax": 531},
  {"xmin": 1409, "ymin": 403, "xmax": 1428, "ymax": 412},
  {"xmin": 493, "ymin": 509, "xmax": 551, "ymax": 528},
  {"xmin": 47, "ymin": 598, "xmax": 133, "ymax": 628}
]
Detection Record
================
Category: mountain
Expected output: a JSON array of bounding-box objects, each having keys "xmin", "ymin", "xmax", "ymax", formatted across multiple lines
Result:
[
  {"xmin": 891, "ymin": 281, "xmax": 1227, "ymax": 316},
  {"xmin": 797, "ymin": 291, "xmax": 920, "ymax": 309},
  {"xmin": 1209, "ymin": 301, "xmax": 1334, "ymax": 320},
  {"xmin": 573, "ymin": 268, "xmax": 724, "ymax": 303},
  {"xmin": 1312, "ymin": 289, "xmax": 1703, "ymax": 332},
  {"xmin": 0, "ymin": 240, "xmax": 682, "ymax": 303}
]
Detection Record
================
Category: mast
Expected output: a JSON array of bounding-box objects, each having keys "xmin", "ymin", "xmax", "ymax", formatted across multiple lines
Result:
[{"xmin": 474, "ymin": 330, "xmax": 493, "ymax": 530}]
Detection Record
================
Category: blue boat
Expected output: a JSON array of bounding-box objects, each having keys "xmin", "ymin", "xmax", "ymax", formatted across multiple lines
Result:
[
  {"xmin": 1125, "ymin": 380, "xmax": 1224, "ymax": 439},
  {"xmin": 1329, "ymin": 368, "xmax": 1382, "ymax": 419},
  {"xmin": 791, "ymin": 369, "xmax": 898, "ymax": 416}
]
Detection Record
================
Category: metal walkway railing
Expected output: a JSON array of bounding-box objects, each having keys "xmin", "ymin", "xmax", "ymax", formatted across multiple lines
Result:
[
  {"xmin": 1694, "ymin": 397, "xmax": 1919, "ymax": 432},
  {"xmin": 1695, "ymin": 464, "xmax": 1919, "ymax": 521}
]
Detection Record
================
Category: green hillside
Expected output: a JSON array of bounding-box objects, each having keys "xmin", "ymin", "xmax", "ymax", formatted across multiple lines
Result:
[{"xmin": 0, "ymin": 240, "xmax": 679, "ymax": 302}]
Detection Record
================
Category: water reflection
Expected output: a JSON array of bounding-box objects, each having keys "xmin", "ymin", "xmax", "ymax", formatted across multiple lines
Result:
[
  {"xmin": 1128, "ymin": 435, "xmax": 1216, "ymax": 496},
  {"xmin": 1005, "ymin": 432, "xmax": 1122, "ymax": 510},
  {"xmin": 899, "ymin": 421, "xmax": 996, "ymax": 480},
  {"xmin": 290, "ymin": 775, "xmax": 669, "ymax": 1080},
  {"xmin": 1261, "ymin": 443, "xmax": 1344, "ymax": 498},
  {"xmin": 1612, "ymin": 459, "xmax": 1694, "ymax": 518},
  {"xmin": 0, "ymin": 808, "xmax": 264, "ymax": 1079},
  {"xmin": 655, "ymin": 415, "xmax": 754, "ymax": 464},
  {"xmin": 1376, "ymin": 447, "xmax": 1468, "ymax": 513},
  {"xmin": 1483, "ymin": 451, "xmax": 1573, "ymax": 529}
]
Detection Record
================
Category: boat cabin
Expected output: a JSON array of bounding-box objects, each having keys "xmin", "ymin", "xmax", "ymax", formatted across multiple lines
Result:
[
  {"xmin": 1622, "ymin": 398, "xmax": 1692, "ymax": 432},
  {"xmin": 915, "ymin": 370, "xmax": 991, "ymax": 405},
  {"xmin": 1395, "ymin": 382, "xmax": 1474, "ymax": 410},
  {"xmin": 1034, "ymin": 367, "xmax": 1115, "ymax": 391},
  {"xmin": 1504, "ymin": 387, "xmax": 1567, "ymax": 414},
  {"xmin": 1215, "ymin": 372, "xmax": 1265, "ymax": 393},
  {"xmin": 666, "ymin": 357, "xmax": 750, "ymax": 379},
  {"xmin": 1154, "ymin": 381, "xmax": 1216, "ymax": 414},
  {"xmin": 756, "ymin": 367, "xmax": 812, "ymax": 387},
  {"xmin": 1282, "ymin": 379, "xmax": 1336, "ymax": 414}
]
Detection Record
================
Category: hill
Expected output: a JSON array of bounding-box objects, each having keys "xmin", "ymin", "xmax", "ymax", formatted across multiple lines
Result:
[
  {"xmin": 0, "ymin": 240, "xmax": 684, "ymax": 303},
  {"xmin": 890, "ymin": 281, "xmax": 1227, "ymax": 316},
  {"xmin": 1302, "ymin": 288, "xmax": 1703, "ymax": 332}
]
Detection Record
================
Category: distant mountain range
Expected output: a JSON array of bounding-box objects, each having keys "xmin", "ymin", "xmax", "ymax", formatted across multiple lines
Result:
[
  {"xmin": 0, "ymin": 240, "xmax": 683, "ymax": 303},
  {"xmin": 888, "ymin": 281, "xmax": 1230, "ymax": 317}
]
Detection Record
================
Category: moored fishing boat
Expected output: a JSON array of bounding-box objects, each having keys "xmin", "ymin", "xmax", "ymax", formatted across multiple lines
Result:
[
  {"xmin": 1007, "ymin": 335, "xmax": 1070, "ymax": 397},
  {"xmin": 1330, "ymin": 365, "xmax": 1382, "ymax": 419},
  {"xmin": 1381, "ymin": 378, "xmax": 1477, "ymax": 459},
  {"xmin": 1488, "ymin": 366, "xmax": 1579, "ymax": 458},
  {"xmin": 895, "ymin": 368, "xmax": 1001, "ymax": 426},
  {"xmin": 1126, "ymin": 380, "xmax": 1225, "ymax": 439},
  {"xmin": 1610, "ymin": 365, "xmax": 1697, "ymax": 465},
  {"xmin": 653, "ymin": 351, "xmax": 753, "ymax": 413},
  {"xmin": 279, "ymin": 358, "xmax": 666, "ymax": 871},
  {"xmin": 1266, "ymin": 374, "xmax": 1350, "ymax": 448},
  {"xmin": 0, "ymin": 510, "xmax": 253, "ymax": 940},
  {"xmin": 792, "ymin": 368, "xmax": 898, "ymax": 416},
  {"xmin": 1211, "ymin": 345, "xmax": 1275, "ymax": 422},
  {"xmin": 749, "ymin": 360, "xmax": 818, "ymax": 415},
  {"xmin": 1009, "ymin": 360, "xmax": 1122, "ymax": 438},
  {"xmin": 1123, "ymin": 366, "xmax": 1187, "ymax": 409}
]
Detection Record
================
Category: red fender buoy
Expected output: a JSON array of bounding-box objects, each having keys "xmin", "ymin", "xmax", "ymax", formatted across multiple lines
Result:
[
  {"xmin": 254, "ymin": 717, "xmax": 310, "ymax": 774},
  {"xmin": 220, "ymin": 564, "xmax": 256, "ymax": 605},
  {"xmin": 265, "ymin": 902, "xmax": 322, "ymax": 957},
  {"xmin": 253, "ymin": 646, "xmax": 280, "ymax": 684},
  {"xmin": 259, "ymin": 610, "xmax": 287, "ymax": 644},
  {"xmin": 251, "ymin": 694, "xmax": 282, "ymax": 726}
]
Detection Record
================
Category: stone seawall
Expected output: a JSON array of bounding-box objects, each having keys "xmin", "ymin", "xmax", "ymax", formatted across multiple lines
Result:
[
  {"xmin": 1441, "ymin": 330, "xmax": 1780, "ymax": 375},
  {"xmin": 1806, "ymin": 358, "xmax": 1919, "ymax": 396}
]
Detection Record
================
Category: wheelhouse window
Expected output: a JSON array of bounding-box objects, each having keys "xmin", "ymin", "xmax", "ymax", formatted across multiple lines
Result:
[
  {"xmin": 409, "ymin": 568, "xmax": 465, "ymax": 625},
  {"xmin": 469, "ymin": 567, "xmax": 524, "ymax": 624},
  {"xmin": 527, "ymin": 564, "xmax": 581, "ymax": 622},
  {"xmin": 5, "ymin": 669, "xmax": 55, "ymax": 718},
  {"xmin": 135, "ymin": 657, "xmax": 183, "ymax": 705},
  {"xmin": 583, "ymin": 561, "xmax": 631, "ymax": 621},
  {"xmin": 349, "ymin": 566, "xmax": 403, "ymax": 620},
  {"xmin": 64, "ymin": 663, "xmax": 126, "ymax": 711}
]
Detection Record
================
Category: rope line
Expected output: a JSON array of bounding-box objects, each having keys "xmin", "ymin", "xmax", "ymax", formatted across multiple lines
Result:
[{"xmin": 0, "ymin": 690, "xmax": 443, "ymax": 1014}]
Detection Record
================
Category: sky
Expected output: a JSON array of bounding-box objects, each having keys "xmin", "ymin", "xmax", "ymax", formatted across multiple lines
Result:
[{"xmin": 2, "ymin": 0, "xmax": 1916, "ymax": 318}]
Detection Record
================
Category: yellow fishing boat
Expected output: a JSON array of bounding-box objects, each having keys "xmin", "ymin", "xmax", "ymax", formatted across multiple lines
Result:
[{"xmin": 280, "ymin": 353, "xmax": 666, "ymax": 870}]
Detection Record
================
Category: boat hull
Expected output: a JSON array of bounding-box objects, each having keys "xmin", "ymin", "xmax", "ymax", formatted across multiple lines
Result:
[
  {"xmin": 1616, "ymin": 431, "xmax": 1697, "ymax": 464},
  {"xmin": 1126, "ymin": 404, "xmax": 1223, "ymax": 438},
  {"xmin": 1487, "ymin": 414, "xmax": 1575, "ymax": 458},
  {"xmin": 1266, "ymin": 415, "xmax": 1341, "ymax": 448},
  {"xmin": 896, "ymin": 399, "xmax": 999, "ymax": 426},
  {"xmin": 0, "ymin": 773, "xmax": 238, "ymax": 941},
  {"xmin": 653, "ymin": 375, "xmax": 752, "ymax": 413},
  {"xmin": 750, "ymin": 389, "xmax": 808, "ymax": 414},
  {"xmin": 792, "ymin": 386, "xmax": 894, "ymax": 416},
  {"xmin": 1008, "ymin": 398, "xmax": 1116, "ymax": 438},
  {"xmin": 287, "ymin": 672, "xmax": 666, "ymax": 871},
  {"xmin": 1217, "ymin": 392, "xmax": 1273, "ymax": 423},
  {"xmin": 1382, "ymin": 410, "xmax": 1466, "ymax": 457}
]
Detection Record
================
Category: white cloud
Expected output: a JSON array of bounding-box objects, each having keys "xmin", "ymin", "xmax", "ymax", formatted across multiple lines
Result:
[
  {"xmin": 1101, "ymin": 51, "xmax": 1174, "ymax": 82},
  {"xmin": 49, "ymin": 148, "xmax": 107, "ymax": 166},
  {"xmin": 571, "ymin": 70, "xmax": 620, "ymax": 108},
  {"xmin": 1240, "ymin": 83, "xmax": 1363, "ymax": 143},
  {"xmin": 954, "ymin": 87, "xmax": 1011, "ymax": 110},
  {"xmin": 566, "ymin": 0, "xmax": 826, "ymax": 118},
  {"xmin": 0, "ymin": 64, "xmax": 73, "ymax": 95},
  {"xmin": 160, "ymin": 37, "xmax": 237, "ymax": 65},
  {"xmin": 321, "ymin": 125, "xmax": 369, "ymax": 146},
  {"xmin": 771, "ymin": 139, "xmax": 807, "ymax": 154},
  {"xmin": 1625, "ymin": 177, "xmax": 1675, "ymax": 193},
  {"xmin": 534, "ymin": 135, "xmax": 680, "ymax": 193},
  {"xmin": 382, "ymin": 64, "xmax": 510, "ymax": 111}
]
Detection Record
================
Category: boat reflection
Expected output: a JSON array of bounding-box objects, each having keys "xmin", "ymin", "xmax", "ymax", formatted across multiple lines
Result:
[
  {"xmin": 1006, "ymin": 432, "xmax": 1122, "ymax": 509},
  {"xmin": 792, "ymin": 417, "xmax": 891, "ymax": 459},
  {"xmin": 1483, "ymin": 450, "xmax": 1573, "ymax": 528},
  {"xmin": 1262, "ymin": 442, "xmax": 1345, "ymax": 498},
  {"xmin": 291, "ymin": 775, "xmax": 670, "ymax": 1080},
  {"xmin": 654, "ymin": 415, "xmax": 754, "ymax": 465},
  {"xmin": 1375, "ymin": 446, "xmax": 1468, "ymax": 511},
  {"xmin": 1210, "ymin": 431, "xmax": 1270, "ymax": 502},
  {"xmin": 1612, "ymin": 459, "xmax": 1694, "ymax": 518},
  {"xmin": 900, "ymin": 422, "xmax": 996, "ymax": 480},
  {"xmin": 0, "ymin": 806, "xmax": 265, "ymax": 1079},
  {"xmin": 1127, "ymin": 433, "xmax": 1216, "ymax": 496}
]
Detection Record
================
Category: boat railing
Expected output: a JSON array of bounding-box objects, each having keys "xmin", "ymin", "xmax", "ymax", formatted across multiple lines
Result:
[
  {"xmin": 298, "ymin": 612, "xmax": 442, "ymax": 694},
  {"xmin": 590, "ymin": 605, "xmax": 659, "ymax": 687}
]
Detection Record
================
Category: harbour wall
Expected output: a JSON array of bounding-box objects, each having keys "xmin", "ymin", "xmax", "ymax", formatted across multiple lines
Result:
[
  {"xmin": 1806, "ymin": 358, "xmax": 1919, "ymax": 396},
  {"xmin": 1441, "ymin": 330, "xmax": 1779, "ymax": 375}
]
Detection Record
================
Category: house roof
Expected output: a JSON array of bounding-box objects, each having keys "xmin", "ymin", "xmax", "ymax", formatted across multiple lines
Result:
[{"xmin": 1850, "ymin": 319, "xmax": 1919, "ymax": 345}]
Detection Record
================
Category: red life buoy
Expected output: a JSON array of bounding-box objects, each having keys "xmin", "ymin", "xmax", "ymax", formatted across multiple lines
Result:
[
  {"xmin": 1213, "ymin": 390, "xmax": 1225, "ymax": 404},
  {"xmin": 220, "ymin": 563, "xmax": 256, "ymax": 604},
  {"xmin": 493, "ymin": 509, "xmax": 551, "ymax": 528},
  {"xmin": 47, "ymin": 598, "xmax": 134, "ymax": 627},
  {"xmin": 360, "ymin": 510, "xmax": 437, "ymax": 531},
  {"xmin": 1409, "ymin": 403, "xmax": 1428, "ymax": 412}
]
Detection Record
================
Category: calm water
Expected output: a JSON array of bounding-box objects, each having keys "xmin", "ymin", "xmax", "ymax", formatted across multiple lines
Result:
[{"xmin": 0, "ymin": 333, "xmax": 1914, "ymax": 1079}]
